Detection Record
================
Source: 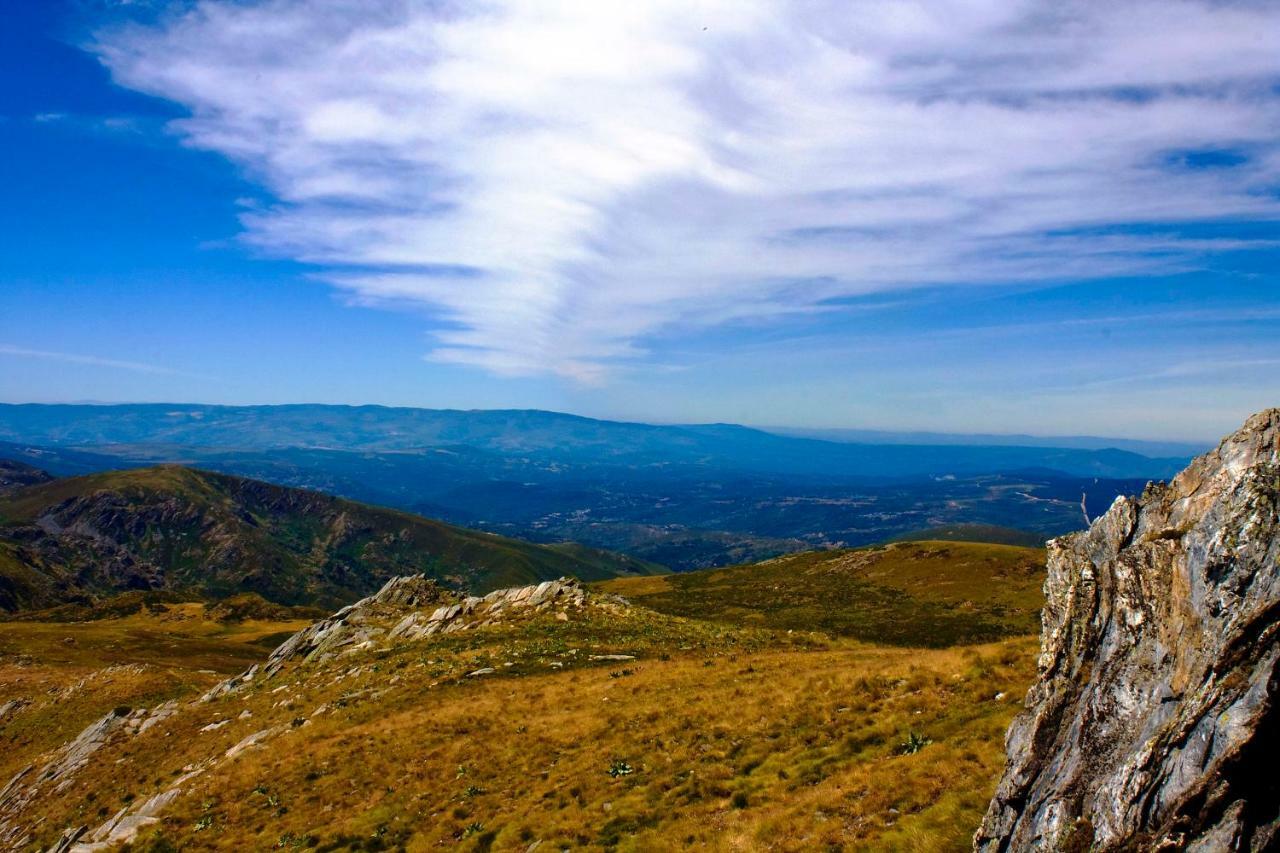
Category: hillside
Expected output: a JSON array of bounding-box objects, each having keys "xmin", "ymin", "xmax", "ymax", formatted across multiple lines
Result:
[
  {"xmin": 0, "ymin": 466, "xmax": 658, "ymax": 612},
  {"xmin": 597, "ymin": 540, "xmax": 1046, "ymax": 647},
  {"xmin": 0, "ymin": 574, "xmax": 1037, "ymax": 852}
]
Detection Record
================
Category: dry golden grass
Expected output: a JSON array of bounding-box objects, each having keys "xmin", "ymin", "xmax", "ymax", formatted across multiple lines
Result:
[
  {"xmin": 0, "ymin": 607, "xmax": 311, "ymax": 785},
  {"xmin": 596, "ymin": 541, "xmax": 1045, "ymax": 647},
  {"xmin": 4, "ymin": 601, "xmax": 1036, "ymax": 852}
]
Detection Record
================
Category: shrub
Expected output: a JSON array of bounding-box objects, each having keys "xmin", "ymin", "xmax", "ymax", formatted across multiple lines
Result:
[{"xmin": 898, "ymin": 731, "xmax": 933, "ymax": 755}]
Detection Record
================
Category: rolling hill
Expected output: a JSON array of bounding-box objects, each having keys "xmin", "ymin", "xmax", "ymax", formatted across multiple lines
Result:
[
  {"xmin": 0, "ymin": 465, "xmax": 659, "ymax": 613},
  {"xmin": 596, "ymin": 540, "xmax": 1046, "ymax": 646}
]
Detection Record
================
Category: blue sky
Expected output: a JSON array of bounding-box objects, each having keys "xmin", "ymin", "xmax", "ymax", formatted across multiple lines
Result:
[{"xmin": 2, "ymin": 1, "xmax": 1278, "ymax": 440}]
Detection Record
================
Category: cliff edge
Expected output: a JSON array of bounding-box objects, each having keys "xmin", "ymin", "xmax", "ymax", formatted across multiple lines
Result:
[{"xmin": 976, "ymin": 409, "xmax": 1280, "ymax": 851}]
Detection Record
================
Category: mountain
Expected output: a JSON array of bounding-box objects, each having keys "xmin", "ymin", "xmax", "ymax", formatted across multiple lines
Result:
[
  {"xmin": 1, "ymin": 442, "xmax": 1148, "ymax": 570},
  {"xmin": 0, "ymin": 466, "xmax": 658, "ymax": 612},
  {"xmin": 768, "ymin": 426, "xmax": 1210, "ymax": 458},
  {"xmin": 0, "ymin": 403, "xmax": 1187, "ymax": 479},
  {"xmin": 977, "ymin": 408, "xmax": 1280, "ymax": 850},
  {"xmin": 0, "ymin": 404, "xmax": 1188, "ymax": 570}
]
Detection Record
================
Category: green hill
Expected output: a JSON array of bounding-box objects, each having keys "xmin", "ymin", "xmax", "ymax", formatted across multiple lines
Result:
[
  {"xmin": 596, "ymin": 540, "xmax": 1046, "ymax": 646},
  {"xmin": 0, "ymin": 465, "xmax": 661, "ymax": 612}
]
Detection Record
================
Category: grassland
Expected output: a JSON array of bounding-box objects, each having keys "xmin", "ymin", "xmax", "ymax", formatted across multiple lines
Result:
[
  {"xmin": 0, "ymin": 605, "xmax": 314, "ymax": 789},
  {"xmin": 595, "ymin": 541, "xmax": 1045, "ymax": 647},
  {"xmin": 0, "ymin": 541, "xmax": 1044, "ymax": 851}
]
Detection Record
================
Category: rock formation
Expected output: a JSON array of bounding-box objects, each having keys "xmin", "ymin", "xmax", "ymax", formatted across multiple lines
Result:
[
  {"xmin": 976, "ymin": 409, "xmax": 1280, "ymax": 851},
  {"xmin": 17, "ymin": 575, "xmax": 624, "ymax": 851},
  {"xmin": 202, "ymin": 575, "xmax": 603, "ymax": 700}
]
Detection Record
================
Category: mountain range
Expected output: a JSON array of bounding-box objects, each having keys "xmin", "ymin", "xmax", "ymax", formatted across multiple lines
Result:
[
  {"xmin": 0, "ymin": 404, "xmax": 1187, "ymax": 570},
  {"xmin": 0, "ymin": 404, "xmax": 1187, "ymax": 479}
]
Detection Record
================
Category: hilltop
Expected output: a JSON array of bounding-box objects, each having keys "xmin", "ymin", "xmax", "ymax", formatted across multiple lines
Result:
[
  {"xmin": 0, "ymin": 465, "xmax": 658, "ymax": 613},
  {"xmin": 597, "ymin": 541, "xmax": 1045, "ymax": 647}
]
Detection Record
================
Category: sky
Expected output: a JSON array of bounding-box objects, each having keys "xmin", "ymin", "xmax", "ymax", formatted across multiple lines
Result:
[{"xmin": 1, "ymin": 0, "xmax": 1278, "ymax": 441}]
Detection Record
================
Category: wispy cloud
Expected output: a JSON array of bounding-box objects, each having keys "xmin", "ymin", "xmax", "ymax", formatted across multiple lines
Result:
[
  {"xmin": 92, "ymin": 0, "xmax": 1280, "ymax": 381},
  {"xmin": 0, "ymin": 345, "xmax": 201, "ymax": 378}
]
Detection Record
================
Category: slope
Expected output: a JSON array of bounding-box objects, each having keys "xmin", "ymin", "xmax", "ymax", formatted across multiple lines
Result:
[
  {"xmin": 596, "ymin": 540, "xmax": 1046, "ymax": 646},
  {"xmin": 0, "ymin": 465, "xmax": 660, "ymax": 612},
  {"xmin": 0, "ymin": 575, "xmax": 1037, "ymax": 852}
]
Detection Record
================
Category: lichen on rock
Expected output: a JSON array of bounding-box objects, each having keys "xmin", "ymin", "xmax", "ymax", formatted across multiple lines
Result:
[{"xmin": 976, "ymin": 409, "xmax": 1280, "ymax": 851}]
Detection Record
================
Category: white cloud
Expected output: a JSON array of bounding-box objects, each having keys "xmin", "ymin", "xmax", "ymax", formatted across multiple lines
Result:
[
  {"xmin": 93, "ymin": 0, "xmax": 1280, "ymax": 380},
  {"xmin": 0, "ymin": 345, "xmax": 200, "ymax": 377}
]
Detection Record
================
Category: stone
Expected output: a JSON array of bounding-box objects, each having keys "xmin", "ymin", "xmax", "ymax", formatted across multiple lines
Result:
[
  {"xmin": 975, "ymin": 409, "xmax": 1280, "ymax": 852},
  {"xmin": 224, "ymin": 727, "xmax": 283, "ymax": 760}
]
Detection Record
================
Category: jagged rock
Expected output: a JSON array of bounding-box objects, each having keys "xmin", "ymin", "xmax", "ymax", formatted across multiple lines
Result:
[
  {"xmin": 223, "ymin": 726, "xmax": 284, "ymax": 760},
  {"xmin": 69, "ymin": 787, "xmax": 183, "ymax": 852},
  {"xmin": 202, "ymin": 576, "xmax": 600, "ymax": 698},
  {"xmin": 976, "ymin": 409, "xmax": 1280, "ymax": 852},
  {"xmin": 0, "ymin": 698, "xmax": 198, "ymax": 848},
  {"xmin": 37, "ymin": 708, "xmax": 134, "ymax": 790},
  {"xmin": 0, "ymin": 698, "xmax": 28, "ymax": 723},
  {"xmin": 45, "ymin": 825, "xmax": 85, "ymax": 853}
]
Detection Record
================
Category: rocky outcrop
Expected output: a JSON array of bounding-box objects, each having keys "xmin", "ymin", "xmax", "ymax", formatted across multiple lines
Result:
[
  {"xmin": 22, "ymin": 574, "xmax": 625, "ymax": 851},
  {"xmin": 976, "ymin": 409, "xmax": 1280, "ymax": 851},
  {"xmin": 202, "ymin": 575, "xmax": 608, "ymax": 699},
  {"xmin": 0, "ymin": 701, "xmax": 182, "ymax": 850}
]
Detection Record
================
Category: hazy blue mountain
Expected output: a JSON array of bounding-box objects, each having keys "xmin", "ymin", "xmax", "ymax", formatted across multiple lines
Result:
[
  {"xmin": 767, "ymin": 426, "xmax": 1209, "ymax": 458},
  {"xmin": 0, "ymin": 404, "xmax": 1187, "ymax": 479},
  {"xmin": 0, "ymin": 404, "xmax": 1187, "ymax": 570}
]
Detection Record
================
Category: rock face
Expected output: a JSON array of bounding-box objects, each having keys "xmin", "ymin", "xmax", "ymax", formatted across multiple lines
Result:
[{"xmin": 976, "ymin": 409, "xmax": 1280, "ymax": 851}]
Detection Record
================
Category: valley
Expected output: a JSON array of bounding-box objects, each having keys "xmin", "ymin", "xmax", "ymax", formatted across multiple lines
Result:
[{"xmin": 0, "ymin": 404, "xmax": 1179, "ymax": 570}]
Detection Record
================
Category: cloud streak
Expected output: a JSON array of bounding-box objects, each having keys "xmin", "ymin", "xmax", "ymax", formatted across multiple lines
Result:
[
  {"xmin": 93, "ymin": 0, "xmax": 1280, "ymax": 380},
  {"xmin": 0, "ymin": 345, "xmax": 200, "ymax": 377}
]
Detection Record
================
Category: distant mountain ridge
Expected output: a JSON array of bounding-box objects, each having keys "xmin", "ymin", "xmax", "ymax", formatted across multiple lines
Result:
[
  {"xmin": 768, "ymin": 426, "xmax": 1209, "ymax": 458},
  {"xmin": 0, "ymin": 465, "xmax": 657, "ymax": 612},
  {"xmin": 0, "ymin": 403, "xmax": 1187, "ymax": 479}
]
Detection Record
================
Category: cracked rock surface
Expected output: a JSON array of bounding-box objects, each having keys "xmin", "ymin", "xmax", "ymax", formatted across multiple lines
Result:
[{"xmin": 976, "ymin": 409, "xmax": 1280, "ymax": 851}]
